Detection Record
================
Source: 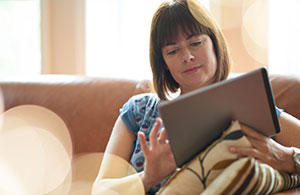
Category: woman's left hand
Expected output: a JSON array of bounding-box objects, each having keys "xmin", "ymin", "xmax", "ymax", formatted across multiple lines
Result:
[{"xmin": 229, "ymin": 124, "xmax": 295, "ymax": 173}]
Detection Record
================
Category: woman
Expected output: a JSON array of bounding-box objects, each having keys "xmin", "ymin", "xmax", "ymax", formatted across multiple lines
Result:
[{"xmin": 93, "ymin": 0, "xmax": 300, "ymax": 194}]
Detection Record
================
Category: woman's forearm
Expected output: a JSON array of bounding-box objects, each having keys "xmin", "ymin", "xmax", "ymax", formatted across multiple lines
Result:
[
  {"xmin": 275, "ymin": 112, "xmax": 300, "ymax": 148},
  {"xmin": 92, "ymin": 172, "xmax": 146, "ymax": 195}
]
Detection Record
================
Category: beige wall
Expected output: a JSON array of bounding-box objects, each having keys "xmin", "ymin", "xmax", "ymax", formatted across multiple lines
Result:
[
  {"xmin": 210, "ymin": 0, "xmax": 269, "ymax": 73},
  {"xmin": 41, "ymin": 0, "xmax": 86, "ymax": 75}
]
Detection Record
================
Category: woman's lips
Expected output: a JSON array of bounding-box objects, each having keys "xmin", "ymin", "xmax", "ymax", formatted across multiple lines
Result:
[{"xmin": 183, "ymin": 66, "xmax": 202, "ymax": 74}]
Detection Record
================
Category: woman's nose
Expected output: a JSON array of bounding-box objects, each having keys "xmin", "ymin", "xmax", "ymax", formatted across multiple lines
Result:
[{"xmin": 182, "ymin": 49, "xmax": 195, "ymax": 63}]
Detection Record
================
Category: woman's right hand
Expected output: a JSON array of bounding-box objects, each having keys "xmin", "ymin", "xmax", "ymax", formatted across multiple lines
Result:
[
  {"xmin": 229, "ymin": 124, "xmax": 295, "ymax": 173},
  {"xmin": 138, "ymin": 117, "xmax": 177, "ymax": 191}
]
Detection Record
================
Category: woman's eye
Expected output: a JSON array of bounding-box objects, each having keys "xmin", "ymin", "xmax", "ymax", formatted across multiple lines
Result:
[
  {"xmin": 167, "ymin": 49, "xmax": 178, "ymax": 55},
  {"xmin": 191, "ymin": 41, "xmax": 202, "ymax": 47}
]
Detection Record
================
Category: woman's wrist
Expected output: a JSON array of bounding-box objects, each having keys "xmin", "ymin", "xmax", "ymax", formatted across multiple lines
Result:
[
  {"xmin": 291, "ymin": 147, "xmax": 300, "ymax": 175},
  {"xmin": 139, "ymin": 171, "xmax": 154, "ymax": 193},
  {"xmin": 284, "ymin": 147, "xmax": 296, "ymax": 174}
]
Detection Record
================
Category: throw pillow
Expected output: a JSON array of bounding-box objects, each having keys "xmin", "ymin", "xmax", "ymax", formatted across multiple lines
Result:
[
  {"xmin": 203, "ymin": 157, "xmax": 300, "ymax": 194},
  {"xmin": 157, "ymin": 120, "xmax": 251, "ymax": 194}
]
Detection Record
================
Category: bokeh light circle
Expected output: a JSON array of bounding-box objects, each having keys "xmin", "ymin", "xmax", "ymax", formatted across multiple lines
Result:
[
  {"xmin": 210, "ymin": 0, "xmax": 244, "ymax": 30},
  {"xmin": 0, "ymin": 105, "xmax": 73, "ymax": 194},
  {"xmin": 0, "ymin": 88, "xmax": 4, "ymax": 134},
  {"xmin": 91, "ymin": 153, "xmax": 145, "ymax": 195},
  {"xmin": 241, "ymin": 0, "xmax": 268, "ymax": 64}
]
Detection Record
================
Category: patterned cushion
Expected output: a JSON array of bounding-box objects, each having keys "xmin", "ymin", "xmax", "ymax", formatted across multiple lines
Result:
[
  {"xmin": 157, "ymin": 121, "xmax": 300, "ymax": 195},
  {"xmin": 157, "ymin": 121, "xmax": 250, "ymax": 194},
  {"xmin": 203, "ymin": 158, "xmax": 300, "ymax": 194}
]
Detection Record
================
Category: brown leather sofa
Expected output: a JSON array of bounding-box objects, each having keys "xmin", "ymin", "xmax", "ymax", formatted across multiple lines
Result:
[{"xmin": 0, "ymin": 74, "xmax": 299, "ymax": 194}]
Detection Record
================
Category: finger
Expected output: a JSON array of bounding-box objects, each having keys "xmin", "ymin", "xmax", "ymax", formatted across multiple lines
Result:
[
  {"xmin": 229, "ymin": 146, "xmax": 264, "ymax": 160},
  {"xmin": 158, "ymin": 128, "xmax": 168, "ymax": 142},
  {"xmin": 138, "ymin": 132, "xmax": 150, "ymax": 156},
  {"xmin": 150, "ymin": 118, "xmax": 162, "ymax": 147},
  {"xmin": 240, "ymin": 124, "xmax": 265, "ymax": 140},
  {"xmin": 245, "ymin": 136, "xmax": 261, "ymax": 148},
  {"xmin": 246, "ymin": 136, "xmax": 268, "ymax": 151}
]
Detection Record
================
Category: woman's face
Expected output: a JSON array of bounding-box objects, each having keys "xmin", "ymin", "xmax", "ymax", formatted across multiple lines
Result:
[{"xmin": 162, "ymin": 31, "xmax": 217, "ymax": 94}]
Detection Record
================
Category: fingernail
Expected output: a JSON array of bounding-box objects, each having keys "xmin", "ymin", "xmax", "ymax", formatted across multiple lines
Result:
[
  {"xmin": 159, "ymin": 140, "xmax": 166, "ymax": 144},
  {"xmin": 229, "ymin": 147, "xmax": 236, "ymax": 152}
]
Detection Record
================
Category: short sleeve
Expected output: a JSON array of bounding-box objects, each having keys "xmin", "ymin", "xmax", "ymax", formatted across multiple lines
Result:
[
  {"xmin": 120, "ymin": 93, "xmax": 159, "ymax": 136},
  {"xmin": 120, "ymin": 96, "xmax": 140, "ymax": 135},
  {"xmin": 275, "ymin": 106, "xmax": 284, "ymax": 118}
]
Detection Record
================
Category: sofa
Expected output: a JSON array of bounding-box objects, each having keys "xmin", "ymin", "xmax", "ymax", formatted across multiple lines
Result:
[{"xmin": 0, "ymin": 74, "xmax": 299, "ymax": 194}]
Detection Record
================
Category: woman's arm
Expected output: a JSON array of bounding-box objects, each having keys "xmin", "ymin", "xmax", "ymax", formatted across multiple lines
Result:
[
  {"xmin": 96, "ymin": 116, "xmax": 136, "ymax": 180},
  {"xmin": 92, "ymin": 116, "xmax": 145, "ymax": 195},
  {"xmin": 274, "ymin": 112, "xmax": 300, "ymax": 148}
]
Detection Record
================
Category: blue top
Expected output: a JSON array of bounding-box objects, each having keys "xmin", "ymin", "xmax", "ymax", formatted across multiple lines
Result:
[
  {"xmin": 120, "ymin": 93, "xmax": 283, "ymax": 194},
  {"xmin": 120, "ymin": 93, "xmax": 167, "ymax": 194}
]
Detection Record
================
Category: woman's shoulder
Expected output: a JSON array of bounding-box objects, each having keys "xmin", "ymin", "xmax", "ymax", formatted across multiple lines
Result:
[
  {"xmin": 124, "ymin": 93, "xmax": 160, "ymax": 117},
  {"xmin": 120, "ymin": 93, "xmax": 160, "ymax": 134},
  {"xmin": 121, "ymin": 93, "xmax": 160, "ymax": 114},
  {"xmin": 128, "ymin": 93, "xmax": 160, "ymax": 105}
]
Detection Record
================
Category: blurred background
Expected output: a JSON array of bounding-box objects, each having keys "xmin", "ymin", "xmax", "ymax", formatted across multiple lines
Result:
[{"xmin": 0, "ymin": 0, "xmax": 299, "ymax": 80}]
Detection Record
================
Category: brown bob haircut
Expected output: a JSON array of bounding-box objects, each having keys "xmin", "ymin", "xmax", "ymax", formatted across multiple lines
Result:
[{"xmin": 150, "ymin": 0, "xmax": 231, "ymax": 100}]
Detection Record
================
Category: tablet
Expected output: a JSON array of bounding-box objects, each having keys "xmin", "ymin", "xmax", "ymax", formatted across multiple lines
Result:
[{"xmin": 158, "ymin": 67, "xmax": 281, "ymax": 167}]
